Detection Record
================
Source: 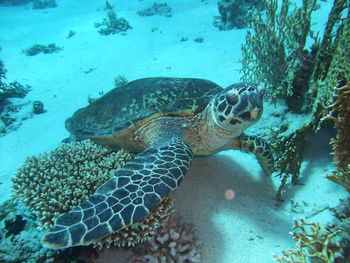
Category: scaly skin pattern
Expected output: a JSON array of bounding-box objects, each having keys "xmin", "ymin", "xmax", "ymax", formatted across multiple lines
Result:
[
  {"xmin": 225, "ymin": 134, "xmax": 275, "ymax": 176},
  {"xmin": 42, "ymin": 136, "xmax": 192, "ymax": 248}
]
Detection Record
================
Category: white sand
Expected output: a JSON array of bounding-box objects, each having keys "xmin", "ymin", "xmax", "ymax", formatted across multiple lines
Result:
[{"xmin": 0, "ymin": 1, "xmax": 347, "ymax": 262}]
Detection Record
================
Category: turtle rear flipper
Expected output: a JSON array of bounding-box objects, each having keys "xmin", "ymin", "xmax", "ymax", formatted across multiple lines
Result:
[{"xmin": 42, "ymin": 136, "xmax": 192, "ymax": 249}]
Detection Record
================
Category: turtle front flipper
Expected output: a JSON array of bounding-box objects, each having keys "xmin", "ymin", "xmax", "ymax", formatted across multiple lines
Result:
[
  {"xmin": 228, "ymin": 134, "xmax": 275, "ymax": 176},
  {"xmin": 42, "ymin": 136, "xmax": 192, "ymax": 249}
]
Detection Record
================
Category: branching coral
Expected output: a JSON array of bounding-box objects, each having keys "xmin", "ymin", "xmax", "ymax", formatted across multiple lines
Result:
[
  {"xmin": 273, "ymin": 127, "xmax": 306, "ymax": 201},
  {"xmin": 12, "ymin": 140, "xmax": 134, "ymax": 229},
  {"xmin": 322, "ymin": 82, "xmax": 350, "ymax": 192},
  {"xmin": 273, "ymin": 219, "xmax": 343, "ymax": 263},
  {"xmin": 130, "ymin": 215, "xmax": 201, "ymax": 263},
  {"xmin": 95, "ymin": 9, "xmax": 132, "ymax": 35},
  {"xmin": 0, "ymin": 60, "xmax": 30, "ymax": 103},
  {"xmin": 240, "ymin": 0, "xmax": 318, "ymax": 102},
  {"xmin": 312, "ymin": 11, "xmax": 350, "ymax": 126}
]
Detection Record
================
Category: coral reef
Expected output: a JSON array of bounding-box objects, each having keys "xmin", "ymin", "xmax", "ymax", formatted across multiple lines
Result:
[
  {"xmin": 0, "ymin": 81, "xmax": 29, "ymax": 103},
  {"xmin": 0, "ymin": 60, "xmax": 31, "ymax": 136},
  {"xmin": 137, "ymin": 2, "xmax": 173, "ymax": 17},
  {"xmin": 0, "ymin": 198, "xmax": 100, "ymax": 262},
  {"xmin": 0, "ymin": 61, "xmax": 29, "ymax": 103},
  {"xmin": 240, "ymin": 0, "xmax": 349, "ymax": 199},
  {"xmin": 323, "ymin": 82, "xmax": 350, "ymax": 192},
  {"xmin": 0, "ymin": 199, "xmax": 61, "ymax": 263},
  {"xmin": 240, "ymin": 0, "xmax": 318, "ymax": 103},
  {"xmin": 241, "ymin": 0, "xmax": 348, "ymax": 115},
  {"xmin": 213, "ymin": 0, "xmax": 264, "ymax": 30},
  {"xmin": 23, "ymin": 43, "xmax": 62, "ymax": 56},
  {"xmin": 274, "ymin": 198, "xmax": 350, "ymax": 262},
  {"xmin": 95, "ymin": 9, "xmax": 132, "ymax": 35},
  {"xmin": 273, "ymin": 128, "xmax": 306, "ymax": 201},
  {"xmin": 311, "ymin": 10, "xmax": 350, "ymax": 128},
  {"xmin": 32, "ymin": 0, "xmax": 56, "ymax": 9},
  {"xmin": 13, "ymin": 140, "xmax": 175, "ymax": 248},
  {"xmin": 130, "ymin": 215, "xmax": 201, "ymax": 263},
  {"xmin": 12, "ymin": 140, "xmax": 134, "ymax": 230},
  {"xmin": 273, "ymin": 219, "xmax": 343, "ymax": 263}
]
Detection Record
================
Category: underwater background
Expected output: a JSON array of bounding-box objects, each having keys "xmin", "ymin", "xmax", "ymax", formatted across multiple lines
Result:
[{"xmin": 0, "ymin": 0, "xmax": 349, "ymax": 262}]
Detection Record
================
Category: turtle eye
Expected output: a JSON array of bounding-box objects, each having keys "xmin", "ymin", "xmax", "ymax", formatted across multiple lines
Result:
[{"xmin": 225, "ymin": 93, "xmax": 238, "ymax": 106}]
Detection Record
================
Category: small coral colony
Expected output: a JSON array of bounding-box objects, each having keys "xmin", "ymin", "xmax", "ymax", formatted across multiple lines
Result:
[{"xmin": 0, "ymin": 0, "xmax": 349, "ymax": 262}]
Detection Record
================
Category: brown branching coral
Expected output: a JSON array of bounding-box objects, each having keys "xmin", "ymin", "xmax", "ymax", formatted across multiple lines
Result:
[
  {"xmin": 273, "ymin": 127, "xmax": 306, "ymax": 201},
  {"xmin": 273, "ymin": 219, "xmax": 343, "ymax": 263},
  {"xmin": 12, "ymin": 140, "xmax": 134, "ymax": 229},
  {"xmin": 12, "ymin": 140, "xmax": 176, "ymax": 248},
  {"xmin": 311, "ymin": 6, "xmax": 350, "ymax": 126},
  {"xmin": 323, "ymin": 82, "xmax": 350, "ymax": 192},
  {"xmin": 240, "ymin": 0, "xmax": 318, "ymax": 102}
]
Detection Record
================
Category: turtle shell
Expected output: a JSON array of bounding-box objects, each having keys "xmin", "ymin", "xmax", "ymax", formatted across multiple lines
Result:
[{"xmin": 66, "ymin": 77, "xmax": 222, "ymax": 143}]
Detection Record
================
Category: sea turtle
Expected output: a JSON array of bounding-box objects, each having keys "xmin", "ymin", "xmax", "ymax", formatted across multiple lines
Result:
[{"xmin": 42, "ymin": 77, "xmax": 274, "ymax": 248}]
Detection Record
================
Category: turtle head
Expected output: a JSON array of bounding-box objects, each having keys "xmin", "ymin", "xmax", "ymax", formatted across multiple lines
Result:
[{"xmin": 211, "ymin": 83, "xmax": 264, "ymax": 132}]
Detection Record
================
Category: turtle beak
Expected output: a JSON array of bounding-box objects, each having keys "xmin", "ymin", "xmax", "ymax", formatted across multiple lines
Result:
[{"xmin": 250, "ymin": 109, "xmax": 261, "ymax": 121}]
